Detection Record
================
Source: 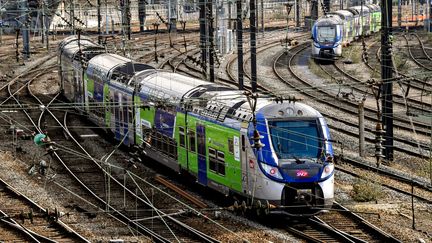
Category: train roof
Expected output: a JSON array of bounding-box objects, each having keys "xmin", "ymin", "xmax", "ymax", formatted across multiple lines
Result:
[
  {"xmin": 332, "ymin": 10, "xmax": 354, "ymax": 19},
  {"xmin": 315, "ymin": 15, "xmax": 343, "ymax": 26},
  {"xmin": 348, "ymin": 6, "xmax": 370, "ymax": 15},
  {"xmin": 138, "ymin": 71, "xmax": 219, "ymax": 102},
  {"xmin": 87, "ymin": 53, "xmax": 154, "ymax": 83},
  {"xmin": 366, "ymin": 4, "xmax": 380, "ymax": 12},
  {"xmin": 59, "ymin": 36, "xmax": 105, "ymax": 59}
]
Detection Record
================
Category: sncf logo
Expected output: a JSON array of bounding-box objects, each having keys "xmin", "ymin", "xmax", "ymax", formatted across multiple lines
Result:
[{"xmin": 296, "ymin": 170, "xmax": 309, "ymax": 177}]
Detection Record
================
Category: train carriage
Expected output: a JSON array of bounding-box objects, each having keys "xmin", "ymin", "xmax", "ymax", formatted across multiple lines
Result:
[
  {"xmin": 367, "ymin": 4, "xmax": 381, "ymax": 33},
  {"xmin": 59, "ymin": 37, "xmax": 335, "ymax": 215},
  {"xmin": 333, "ymin": 10, "xmax": 355, "ymax": 44},
  {"xmin": 349, "ymin": 6, "xmax": 371, "ymax": 36},
  {"xmin": 58, "ymin": 36, "xmax": 105, "ymax": 107},
  {"xmin": 312, "ymin": 4, "xmax": 381, "ymax": 60}
]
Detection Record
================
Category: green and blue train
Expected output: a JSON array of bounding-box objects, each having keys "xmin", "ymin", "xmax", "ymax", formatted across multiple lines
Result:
[{"xmin": 59, "ymin": 36, "xmax": 335, "ymax": 215}]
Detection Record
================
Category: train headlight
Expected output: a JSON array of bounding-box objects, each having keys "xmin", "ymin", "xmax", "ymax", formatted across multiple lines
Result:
[
  {"xmin": 260, "ymin": 162, "xmax": 283, "ymax": 180},
  {"xmin": 321, "ymin": 163, "xmax": 334, "ymax": 179}
]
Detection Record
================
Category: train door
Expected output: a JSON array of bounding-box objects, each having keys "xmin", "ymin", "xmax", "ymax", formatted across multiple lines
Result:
[{"xmin": 196, "ymin": 124, "xmax": 207, "ymax": 185}]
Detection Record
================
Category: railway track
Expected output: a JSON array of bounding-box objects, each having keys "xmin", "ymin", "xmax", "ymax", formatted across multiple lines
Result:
[
  {"xmin": 223, "ymin": 38, "xmax": 431, "ymax": 206},
  {"xmin": 321, "ymin": 62, "xmax": 431, "ymax": 116},
  {"xmin": 316, "ymin": 63, "xmax": 430, "ymax": 154},
  {"xmin": 275, "ymin": 43, "xmax": 430, "ymax": 159},
  {"xmin": 282, "ymin": 203, "xmax": 401, "ymax": 242},
  {"xmin": 404, "ymin": 33, "xmax": 432, "ymax": 71},
  {"xmin": 365, "ymin": 38, "xmax": 432, "ymax": 92},
  {"xmin": 336, "ymin": 161, "xmax": 432, "ymax": 204},
  {"xmin": 0, "ymin": 177, "xmax": 88, "ymax": 242},
  {"xmin": 412, "ymin": 33, "xmax": 432, "ymax": 61},
  {"xmin": 27, "ymin": 92, "xmax": 220, "ymax": 242},
  {"xmin": 0, "ymin": 48, "xmax": 219, "ymax": 241}
]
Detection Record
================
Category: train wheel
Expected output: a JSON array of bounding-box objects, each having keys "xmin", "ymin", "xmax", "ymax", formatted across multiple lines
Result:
[
  {"xmin": 233, "ymin": 201, "xmax": 239, "ymax": 215},
  {"xmin": 241, "ymin": 201, "xmax": 247, "ymax": 215},
  {"xmin": 264, "ymin": 200, "xmax": 270, "ymax": 215},
  {"xmin": 255, "ymin": 200, "xmax": 262, "ymax": 216}
]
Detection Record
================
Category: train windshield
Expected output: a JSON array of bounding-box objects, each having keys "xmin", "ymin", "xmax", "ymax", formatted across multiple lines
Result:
[
  {"xmin": 317, "ymin": 26, "xmax": 336, "ymax": 42},
  {"xmin": 268, "ymin": 120, "xmax": 322, "ymax": 160}
]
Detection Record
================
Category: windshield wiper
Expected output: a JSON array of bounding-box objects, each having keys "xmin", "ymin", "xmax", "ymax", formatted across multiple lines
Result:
[{"xmin": 292, "ymin": 155, "xmax": 304, "ymax": 164}]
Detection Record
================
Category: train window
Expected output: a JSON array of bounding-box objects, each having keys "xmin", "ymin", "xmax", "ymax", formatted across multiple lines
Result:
[
  {"xmin": 209, "ymin": 148, "xmax": 217, "ymax": 172},
  {"xmin": 228, "ymin": 139, "xmax": 234, "ymax": 154},
  {"xmin": 217, "ymin": 151, "xmax": 226, "ymax": 176},
  {"xmin": 179, "ymin": 127, "xmax": 185, "ymax": 147},
  {"xmin": 208, "ymin": 148, "xmax": 216, "ymax": 158},
  {"xmin": 217, "ymin": 151, "xmax": 225, "ymax": 160},
  {"xmin": 209, "ymin": 149, "xmax": 225, "ymax": 176},
  {"xmin": 188, "ymin": 130, "xmax": 196, "ymax": 153}
]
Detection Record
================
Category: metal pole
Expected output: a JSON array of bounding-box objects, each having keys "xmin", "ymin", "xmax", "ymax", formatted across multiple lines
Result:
[
  {"xmin": 398, "ymin": 0, "xmax": 402, "ymax": 27},
  {"xmin": 97, "ymin": 0, "xmax": 101, "ymax": 43},
  {"xmin": 126, "ymin": 0, "xmax": 131, "ymax": 39},
  {"xmin": 15, "ymin": 28, "xmax": 20, "ymax": 62},
  {"xmin": 209, "ymin": 1, "xmax": 215, "ymax": 82},
  {"xmin": 411, "ymin": 181, "xmax": 415, "ymax": 229},
  {"xmin": 105, "ymin": 0, "xmax": 108, "ymax": 34},
  {"xmin": 0, "ymin": 4, "xmax": 3, "ymax": 45},
  {"xmin": 261, "ymin": 0, "xmax": 264, "ymax": 36},
  {"xmin": 250, "ymin": 0, "xmax": 257, "ymax": 92},
  {"xmin": 228, "ymin": 1, "xmax": 232, "ymax": 29},
  {"xmin": 43, "ymin": 0, "xmax": 49, "ymax": 50},
  {"xmin": 296, "ymin": 0, "xmax": 300, "ymax": 27},
  {"xmin": 359, "ymin": 100, "xmax": 365, "ymax": 157},
  {"xmin": 381, "ymin": 0, "xmax": 394, "ymax": 162},
  {"xmin": 237, "ymin": 0, "xmax": 244, "ymax": 90},
  {"xmin": 70, "ymin": 0, "xmax": 75, "ymax": 34},
  {"xmin": 139, "ymin": 0, "xmax": 146, "ymax": 32},
  {"xmin": 199, "ymin": 0, "xmax": 207, "ymax": 76},
  {"xmin": 21, "ymin": 0, "xmax": 30, "ymax": 60}
]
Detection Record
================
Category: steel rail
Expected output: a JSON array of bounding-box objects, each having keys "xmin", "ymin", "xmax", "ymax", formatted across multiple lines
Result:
[{"xmin": 403, "ymin": 34, "xmax": 432, "ymax": 71}]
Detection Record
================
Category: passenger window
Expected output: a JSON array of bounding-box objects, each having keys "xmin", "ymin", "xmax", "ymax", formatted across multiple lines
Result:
[
  {"xmin": 209, "ymin": 148, "xmax": 217, "ymax": 172},
  {"xmin": 217, "ymin": 151, "xmax": 225, "ymax": 175},
  {"xmin": 228, "ymin": 139, "xmax": 234, "ymax": 154},
  {"xmin": 209, "ymin": 148, "xmax": 225, "ymax": 176},
  {"xmin": 179, "ymin": 127, "xmax": 185, "ymax": 147},
  {"xmin": 188, "ymin": 130, "xmax": 196, "ymax": 152}
]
